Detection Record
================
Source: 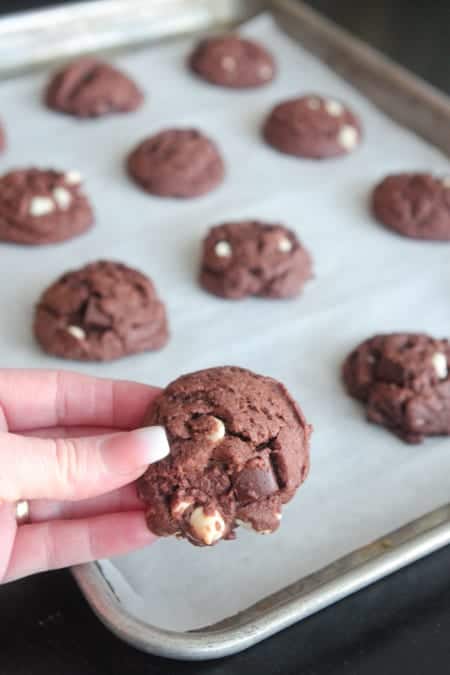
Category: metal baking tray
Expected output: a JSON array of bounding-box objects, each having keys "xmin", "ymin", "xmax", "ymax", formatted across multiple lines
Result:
[{"xmin": 2, "ymin": 0, "xmax": 449, "ymax": 661}]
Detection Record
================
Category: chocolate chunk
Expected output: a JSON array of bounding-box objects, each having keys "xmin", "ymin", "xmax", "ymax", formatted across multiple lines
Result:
[
  {"xmin": 233, "ymin": 455, "xmax": 279, "ymax": 504},
  {"xmin": 343, "ymin": 333, "xmax": 450, "ymax": 443},
  {"xmin": 45, "ymin": 58, "xmax": 143, "ymax": 118},
  {"xmin": 83, "ymin": 298, "xmax": 112, "ymax": 328},
  {"xmin": 138, "ymin": 366, "xmax": 312, "ymax": 546},
  {"xmin": 372, "ymin": 173, "xmax": 450, "ymax": 240},
  {"xmin": 34, "ymin": 260, "xmax": 169, "ymax": 361}
]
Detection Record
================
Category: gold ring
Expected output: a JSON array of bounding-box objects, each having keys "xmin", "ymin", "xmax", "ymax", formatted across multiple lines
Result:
[{"xmin": 15, "ymin": 500, "xmax": 31, "ymax": 526}]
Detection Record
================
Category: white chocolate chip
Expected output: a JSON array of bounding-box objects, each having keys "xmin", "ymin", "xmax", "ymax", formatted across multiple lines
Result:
[
  {"xmin": 67, "ymin": 325, "xmax": 86, "ymax": 340},
  {"xmin": 171, "ymin": 498, "xmax": 193, "ymax": 519},
  {"xmin": 432, "ymin": 352, "xmax": 447, "ymax": 379},
  {"xmin": 189, "ymin": 507, "xmax": 225, "ymax": 545},
  {"xmin": 278, "ymin": 237, "xmax": 292, "ymax": 253},
  {"xmin": 258, "ymin": 64, "xmax": 273, "ymax": 80},
  {"xmin": 236, "ymin": 520, "xmax": 272, "ymax": 535},
  {"xmin": 306, "ymin": 97, "xmax": 321, "ymax": 110},
  {"xmin": 441, "ymin": 176, "xmax": 450, "ymax": 188},
  {"xmin": 235, "ymin": 518, "xmax": 253, "ymax": 530},
  {"xmin": 206, "ymin": 416, "xmax": 226, "ymax": 443},
  {"xmin": 236, "ymin": 514, "xmax": 281, "ymax": 534},
  {"xmin": 338, "ymin": 125, "xmax": 359, "ymax": 151},
  {"xmin": 29, "ymin": 196, "xmax": 54, "ymax": 217},
  {"xmin": 221, "ymin": 56, "xmax": 236, "ymax": 72},
  {"xmin": 214, "ymin": 240, "xmax": 232, "ymax": 258},
  {"xmin": 236, "ymin": 519, "xmax": 261, "ymax": 533},
  {"xmin": 325, "ymin": 99, "xmax": 343, "ymax": 116},
  {"xmin": 65, "ymin": 170, "xmax": 82, "ymax": 185},
  {"xmin": 53, "ymin": 186, "xmax": 72, "ymax": 210}
]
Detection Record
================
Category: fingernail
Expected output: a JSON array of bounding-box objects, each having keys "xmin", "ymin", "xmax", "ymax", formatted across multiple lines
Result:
[
  {"xmin": 101, "ymin": 426, "xmax": 170, "ymax": 476},
  {"xmin": 128, "ymin": 426, "xmax": 170, "ymax": 464}
]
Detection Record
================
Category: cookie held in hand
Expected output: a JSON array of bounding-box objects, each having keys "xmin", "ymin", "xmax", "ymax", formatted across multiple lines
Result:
[
  {"xmin": 0, "ymin": 168, "xmax": 93, "ymax": 245},
  {"xmin": 199, "ymin": 220, "xmax": 313, "ymax": 299},
  {"xmin": 343, "ymin": 333, "xmax": 450, "ymax": 443},
  {"xmin": 138, "ymin": 366, "xmax": 312, "ymax": 546},
  {"xmin": 34, "ymin": 260, "xmax": 169, "ymax": 361},
  {"xmin": 45, "ymin": 58, "xmax": 143, "ymax": 118}
]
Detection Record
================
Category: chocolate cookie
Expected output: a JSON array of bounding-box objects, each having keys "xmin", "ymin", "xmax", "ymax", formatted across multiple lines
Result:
[
  {"xmin": 263, "ymin": 94, "xmax": 361, "ymax": 159},
  {"xmin": 372, "ymin": 173, "xmax": 450, "ymax": 240},
  {"xmin": 34, "ymin": 260, "xmax": 169, "ymax": 361},
  {"xmin": 45, "ymin": 57, "xmax": 143, "ymax": 118},
  {"xmin": 199, "ymin": 220, "xmax": 313, "ymax": 299},
  {"xmin": 189, "ymin": 34, "xmax": 275, "ymax": 88},
  {"xmin": 343, "ymin": 333, "xmax": 450, "ymax": 443},
  {"xmin": 0, "ymin": 168, "xmax": 93, "ymax": 245},
  {"xmin": 127, "ymin": 128, "xmax": 224, "ymax": 198},
  {"xmin": 138, "ymin": 366, "xmax": 311, "ymax": 546}
]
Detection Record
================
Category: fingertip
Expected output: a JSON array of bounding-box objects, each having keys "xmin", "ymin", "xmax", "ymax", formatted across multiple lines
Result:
[
  {"xmin": 130, "ymin": 426, "xmax": 170, "ymax": 464},
  {"xmin": 101, "ymin": 426, "xmax": 170, "ymax": 479}
]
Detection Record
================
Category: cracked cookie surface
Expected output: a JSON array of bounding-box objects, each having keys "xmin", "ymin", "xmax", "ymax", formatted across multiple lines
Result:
[
  {"xmin": 343, "ymin": 333, "xmax": 450, "ymax": 443},
  {"xmin": 127, "ymin": 128, "xmax": 225, "ymax": 199},
  {"xmin": 263, "ymin": 94, "xmax": 361, "ymax": 159},
  {"xmin": 34, "ymin": 260, "xmax": 169, "ymax": 361},
  {"xmin": 45, "ymin": 57, "xmax": 143, "ymax": 118},
  {"xmin": 372, "ymin": 173, "xmax": 450, "ymax": 240},
  {"xmin": 0, "ymin": 168, "xmax": 93, "ymax": 245},
  {"xmin": 189, "ymin": 34, "xmax": 275, "ymax": 88},
  {"xmin": 199, "ymin": 220, "xmax": 313, "ymax": 299},
  {"xmin": 138, "ymin": 366, "xmax": 312, "ymax": 546}
]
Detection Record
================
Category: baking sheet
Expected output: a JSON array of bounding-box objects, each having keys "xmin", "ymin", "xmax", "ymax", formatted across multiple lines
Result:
[{"xmin": 1, "ymin": 13, "xmax": 449, "ymax": 632}]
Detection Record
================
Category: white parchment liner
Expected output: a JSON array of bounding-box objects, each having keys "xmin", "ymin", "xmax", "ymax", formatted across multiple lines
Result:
[{"xmin": 1, "ymin": 14, "xmax": 449, "ymax": 631}]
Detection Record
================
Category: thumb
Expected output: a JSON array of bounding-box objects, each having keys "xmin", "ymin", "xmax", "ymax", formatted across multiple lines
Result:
[{"xmin": 0, "ymin": 427, "xmax": 169, "ymax": 502}]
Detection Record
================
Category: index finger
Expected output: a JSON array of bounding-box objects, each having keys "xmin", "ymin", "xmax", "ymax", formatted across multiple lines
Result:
[{"xmin": 0, "ymin": 369, "xmax": 161, "ymax": 432}]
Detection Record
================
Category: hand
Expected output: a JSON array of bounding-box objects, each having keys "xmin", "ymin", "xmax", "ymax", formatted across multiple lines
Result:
[{"xmin": 0, "ymin": 369, "xmax": 169, "ymax": 584}]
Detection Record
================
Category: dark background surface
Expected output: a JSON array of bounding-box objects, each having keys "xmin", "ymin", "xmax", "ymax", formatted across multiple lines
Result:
[{"xmin": 1, "ymin": 1, "xmax": 449, "ymax": 674}]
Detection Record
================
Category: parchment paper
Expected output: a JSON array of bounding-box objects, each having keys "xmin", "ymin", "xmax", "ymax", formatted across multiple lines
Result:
[{"xmin": 1, "ymin": 14, "xmax": 449, "ymax": 632}]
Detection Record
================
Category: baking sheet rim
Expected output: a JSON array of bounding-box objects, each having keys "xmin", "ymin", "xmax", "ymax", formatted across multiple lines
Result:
[{"xmin": 71, "ymin": 503, "xmax": 450, "ymax": 660}]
